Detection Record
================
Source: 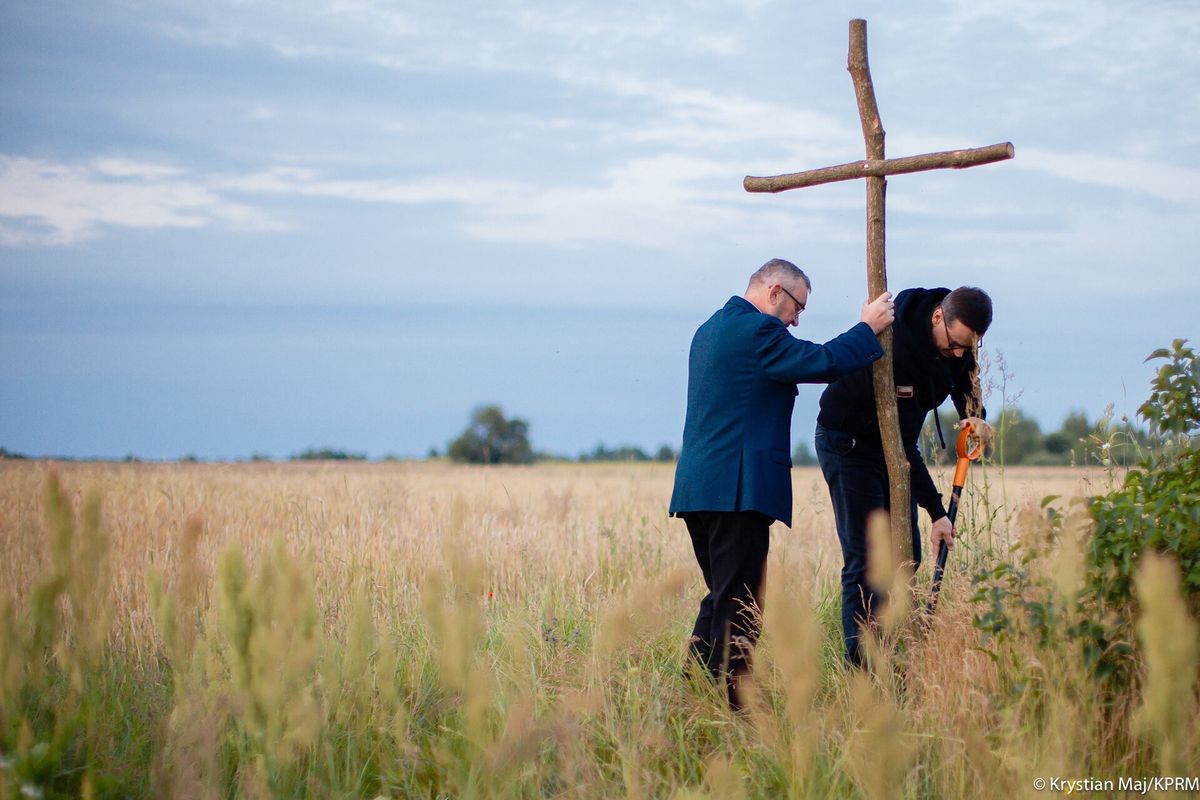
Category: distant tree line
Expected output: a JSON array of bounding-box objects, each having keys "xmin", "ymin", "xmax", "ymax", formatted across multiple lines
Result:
[
  {"xmin": 414, "ymin": 403, "xmax": 1156, "ymax": 467},
  {"xmin": 789, "ymin": 408, "xmax": 1151, "ymax": 470},
  {"xmin": 0, "ymin": 404, "xmax": 1152, "ymax": 468},
  {"xmin": 920, "ymin": 407, "xmax": 1150, "ymax": 466},
  {"xmin": 443, "ymin": 405, "xmax": 676, "ymax": 464},
  {"xmin": 578, "ymin": 443, "xmax": 676, "ymax": 463},
  {"xmin": 291, "ymin": 447, "xmax": 368, "ymax": 461}
]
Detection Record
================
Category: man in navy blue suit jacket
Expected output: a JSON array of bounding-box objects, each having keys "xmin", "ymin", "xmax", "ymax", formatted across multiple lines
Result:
[{"xmin": 669, "ymin": 258, "xmax": 894, "ymax": 708}]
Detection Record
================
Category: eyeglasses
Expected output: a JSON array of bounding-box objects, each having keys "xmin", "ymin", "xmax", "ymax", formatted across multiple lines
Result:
[
  {"xmin": 779, "ymin": 285, "xmax": 806, "ymax": 314},
  {"xmin": 940, "ymin": 314, "xmax": 978, "ymax": 353}
]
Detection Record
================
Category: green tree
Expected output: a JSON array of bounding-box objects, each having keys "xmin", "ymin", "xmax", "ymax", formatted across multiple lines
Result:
[
  {"xmin": 1058, "ymin": 409, "xmax": 1092, "ymax": 463},
  {"xmin": 447, "ymin": 405, "xmax": 534, "ymax": 465},
  {"xmin": 991, "ymin": 407, "xmax": 1043, "ymax": 465},
  {"xmin": 792, "ymin": 441, "xmax": 818, "ymax": 466}
]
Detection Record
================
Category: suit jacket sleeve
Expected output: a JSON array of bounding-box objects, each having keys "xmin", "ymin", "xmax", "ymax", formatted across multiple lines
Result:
[{"xmin": 755, "ymin": 320, "xmax": 884, "ymax": 384}]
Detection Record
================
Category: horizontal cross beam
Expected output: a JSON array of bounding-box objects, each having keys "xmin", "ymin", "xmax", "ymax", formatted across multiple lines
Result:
[{"xmin": 744, "ymin": 141, "xmax": 1014, "ymax": 193}]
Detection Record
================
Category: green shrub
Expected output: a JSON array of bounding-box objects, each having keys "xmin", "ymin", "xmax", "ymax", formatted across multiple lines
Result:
[
  {"xmin": 971, "ymin": 339, "xmax": 1200, "ymax": 686},
  {"xmin": 1076, "ymin": 339, "xmax": 1200, "ymax": 683}
]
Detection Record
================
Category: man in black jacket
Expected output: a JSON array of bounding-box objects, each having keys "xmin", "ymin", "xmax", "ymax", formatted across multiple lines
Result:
[{"xmin": 815, "ymin": 286, "xmax": 993, "ymax": 667}]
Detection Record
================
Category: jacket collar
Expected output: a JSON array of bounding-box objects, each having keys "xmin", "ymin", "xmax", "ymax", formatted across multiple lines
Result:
[{"xmin": 726, "ymin": 295, "xmax": 758, "ymax": 313}]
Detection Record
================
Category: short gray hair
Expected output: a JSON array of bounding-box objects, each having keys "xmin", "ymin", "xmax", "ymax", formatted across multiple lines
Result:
[{"xmin": 748, "ymin": 258, "xmax": 812, "ymax": 292}]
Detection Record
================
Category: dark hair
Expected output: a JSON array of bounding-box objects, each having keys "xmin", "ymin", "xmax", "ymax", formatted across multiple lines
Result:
[
  {"xmin": 748, "ymin": 258, "xmax": 812, "ymax": 292},
  {"xmin": 942, "ymin": 286, "xmax": 992, "ymax": 337}
]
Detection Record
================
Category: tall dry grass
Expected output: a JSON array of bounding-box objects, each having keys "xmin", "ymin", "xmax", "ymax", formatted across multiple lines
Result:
[{"xmin": 0, "ymin": 460, "xmax": 1193, "ymax": 798}]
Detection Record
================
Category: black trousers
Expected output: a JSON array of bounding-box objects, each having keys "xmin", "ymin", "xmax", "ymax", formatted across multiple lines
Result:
[
  {"xmin": 682, "ymin": 511, "xmax": 771, "ymax": 685},
  {"xmin": 815, "ymin": 424, "xmax": 921, "ymax": 667}
]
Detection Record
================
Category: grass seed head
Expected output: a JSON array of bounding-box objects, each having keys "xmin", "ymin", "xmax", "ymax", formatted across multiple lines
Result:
[{"xmin": 1133, "ymin": 551, "xmax": 1199, "ymax": 774}]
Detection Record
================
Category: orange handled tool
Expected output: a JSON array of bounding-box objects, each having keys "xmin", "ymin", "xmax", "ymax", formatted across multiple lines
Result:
[{"xmin": 926, "ymin": 421, "xmax": 983, "ymax": 615}]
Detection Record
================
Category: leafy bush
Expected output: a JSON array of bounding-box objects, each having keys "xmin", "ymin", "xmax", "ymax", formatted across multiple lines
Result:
[
  {"xmin": 971, "ymin": 339, "xmax": 1200, "ymax": 686},
  {"xmin": 1087, "ymin": 339, "xmax": 1200, "ymax": 611}
]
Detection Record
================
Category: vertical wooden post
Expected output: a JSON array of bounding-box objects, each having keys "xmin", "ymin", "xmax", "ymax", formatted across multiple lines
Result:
[{"xmin": 848, "ymin": 19, "xmax": 913, "ymax": 566}]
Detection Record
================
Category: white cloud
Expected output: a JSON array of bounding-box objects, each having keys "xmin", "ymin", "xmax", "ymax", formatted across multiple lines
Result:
[
  {"xmin": 147, "ymin": 0, "xmax": 755, "ymax": 69},
  {"xmin": 458, "ymin": 153, "xmax": 866, "ymax": 250},
  {"xmin": 138, "ymin": 0, "xmax": 834, "ymax": 151},
  {"xmin": 218, "ymin": 166, "xmax": 524, "ymax": 206},
  {"xmin": 1017, "ymin": 147, "xmax": 1200, "ymax": 204},
  {"xmin": 8, "ymin": 138, "xmax": 1194, "ymax": 257},
  {"xmin": 0, "ymin": 145, "xmax": 1078, "ymax": 255},
  {"xmin": 1, "ymin": 148, "xmax": 859, "ymax": 251},
  {"xmin": 220, "ymin": 156, "xmax": 844, "ymax": 250},
  {"xmin": 0, "ymin": 156, "xmax": 286, "ymax": 246},
  {"xmin": 941, "ymin": 0, "xmax": 1200, "ymax": 83},
  {"xmin": 91, "ymin": 158, "xmax": 187, "ymax": 179},
  {"xmin": 513, "ymin": 5, "xmax": 743, "ymax": 58},
  {"xmin": 568, "ymin": 71, "xmax": 856, "ymax": 158},
  {"xmin": 462, "ymin": 154, "xmax": 739, "ymax": 248}
]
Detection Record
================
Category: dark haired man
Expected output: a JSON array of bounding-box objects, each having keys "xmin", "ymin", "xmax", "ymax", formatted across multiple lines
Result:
[
  {"xmin": 670, "ymin": 258, "xmax": 895, "ymax": 708},
  {"xmin": 815, "ymin": 286, "xmax": 993, "ymax": 667}
]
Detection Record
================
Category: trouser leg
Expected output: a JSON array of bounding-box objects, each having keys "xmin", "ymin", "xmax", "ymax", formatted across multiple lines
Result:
[
  {"xmin": 685, "ymin": 516, "xmax": 716, "ymax": 673},
  {"xmin": 817, "ymin": 426, "xmax": 889, "ymax": 668},
  {"xmin": 683, "ymin": 511, "xmax": 771, "ymax": 707}
]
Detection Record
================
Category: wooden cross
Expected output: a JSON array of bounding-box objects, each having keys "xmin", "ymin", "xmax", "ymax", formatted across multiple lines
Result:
[{"xmin": 745, "ymin": 19, "xmax": 1013, "ymax": 566}]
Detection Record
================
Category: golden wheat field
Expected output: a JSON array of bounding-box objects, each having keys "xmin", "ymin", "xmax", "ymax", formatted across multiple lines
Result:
[
  {"xmin": 1, "ymin": 459, "xmax": 1195, "ymax": 799},
  {"xmin": 0, "ymin": 460, "xmax": 1109, "ymax": 629}
]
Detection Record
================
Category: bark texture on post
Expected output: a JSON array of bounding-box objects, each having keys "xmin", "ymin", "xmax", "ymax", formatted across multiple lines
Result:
[
  {"xmin": 743, "ymin": 142, "xmax": 1015, "ymax": 193},
  {"xmin": 848, "ymin": 18, "xmax": 913, "ymax": 567}
]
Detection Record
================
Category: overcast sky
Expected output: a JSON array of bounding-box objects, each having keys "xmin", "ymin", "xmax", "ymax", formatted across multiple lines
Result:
[{"xmin": 2, "ymin": 0, "xmax": 1197, "ymax": 460}]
